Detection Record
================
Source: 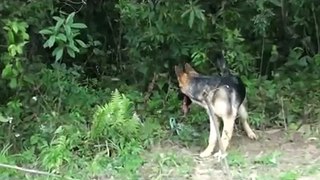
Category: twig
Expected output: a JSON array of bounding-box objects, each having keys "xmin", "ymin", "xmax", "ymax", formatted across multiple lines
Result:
[
  {"xmin": 312, "ymin": 3, "xmax": 320, "ymax": 53},
  {"xmin": 59, "ymin": 0, "xmax": 86, "ymax": 14},
  {"xmin": 143, "ymin": 73, "xmax": 159, "ymax": 107},
  {"xmin": 259, "ymin": 37, "xmax": 265, "ymax": 79},
  {"xmin": 280, "ymin": 97, "xmax": 287, "ymax": 131},
  {"xmin": 203, "ymin": 89, "xmax": 233, "ymax": 180},
  {"xmin": 0, "ymin": 163, "xmax": 59, "ymax": 177}
]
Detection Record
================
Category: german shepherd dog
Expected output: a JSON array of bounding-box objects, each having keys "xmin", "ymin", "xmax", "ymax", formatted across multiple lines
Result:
[{"xmin": 174, "ymin": 57, "xmax": 257, "ymax": 158}]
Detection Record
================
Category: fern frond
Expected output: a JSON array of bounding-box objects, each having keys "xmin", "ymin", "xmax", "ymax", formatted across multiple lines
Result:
[{"xmin": 90, "ymin": 89, "xmax": 142, "ymax": 146}]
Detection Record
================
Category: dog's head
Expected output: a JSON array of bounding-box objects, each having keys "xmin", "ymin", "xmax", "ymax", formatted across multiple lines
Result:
[
  {"xmin": 174, "ymin": 63, "xmax": 199, "ymax": 90},
  {"xmin": 174, "ymin": 63, "xmax": 198, "ymax": 115}
]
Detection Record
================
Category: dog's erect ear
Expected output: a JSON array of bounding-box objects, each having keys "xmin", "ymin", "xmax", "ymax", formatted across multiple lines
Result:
[
  {"xmin": 216, "ymin": 58, "xmax": 226, "ymax": 70},
  {"xmin": 216, "ymin": 57, "xmax": 230, "ymax": 76},
  {"xmin": 184, "ymin": 63, "xmax": 198, "ymax": 75},
  {"xmin": 174, "ymin": 65, "xmax": 184, "ymax": 77}
]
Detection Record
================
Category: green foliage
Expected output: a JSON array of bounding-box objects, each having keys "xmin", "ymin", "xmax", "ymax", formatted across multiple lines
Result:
[
  {"xmin": 254, "ymin": 151, "xmax": 281, "ymax": 166},
  {"xmin": 0, "ymin": 0, "xmax": 320, "ymax": 178},
  {"xmin": 279, "ymin": 170, "xmax": 299, "ymax": 180},
  {"xmin": 1, "ymin": 19, "xmax": 29, "ymax": 89},
  {"xmin": 39, "ymin": 12, "xmax": 88, "ymax": 62},
  {"xmin": 91, "ymin": 89, "xmax": 142, "ymax": 147},
  {"xmin": 3, "ymin": 19, "xmax": 29, "ymax": 57}
]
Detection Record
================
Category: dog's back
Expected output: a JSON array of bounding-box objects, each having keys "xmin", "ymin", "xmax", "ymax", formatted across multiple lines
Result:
[
  {"xmin": 176, "ymin": 64, "xmax": 246, "ymax": 110},
  {"xmin": 215, "ymin": 56, "xmax": 246, "ymax": 108}
]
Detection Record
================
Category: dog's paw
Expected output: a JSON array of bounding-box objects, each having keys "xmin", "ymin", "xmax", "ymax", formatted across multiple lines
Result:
[
  {"xmin": 247, "ymin": 131, "xmax": 258, "ymax": 140},
  {"xmin": 199, "ymin": 149, "xmax": 212, "ymax": 158},
  {"xmin": 213, "ymin": 151, "xmax": 227, "ymax": 162}
]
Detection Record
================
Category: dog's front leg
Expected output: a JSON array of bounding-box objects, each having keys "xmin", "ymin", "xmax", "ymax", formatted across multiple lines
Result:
[{"xmin": 200, "ymin": 107, "xmax": 219, "ymax": 158}]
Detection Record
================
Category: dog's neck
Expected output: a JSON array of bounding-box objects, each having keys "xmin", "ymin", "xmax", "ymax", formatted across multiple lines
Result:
[{"xmin": 182, "ymin": 85, "xmax": 218, "ymax": 109}]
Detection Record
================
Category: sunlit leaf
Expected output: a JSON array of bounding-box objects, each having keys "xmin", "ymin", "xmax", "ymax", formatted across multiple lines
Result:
[
  {"xmin": 39, "ymin": 29, "xmax": 53, "ymax": 35},
  {"xmin": 56, "ymin": 33, "xmax": 67, "ymax": 42},
  {"xmin": 67, "ymin": 46, "xmax": 75, "ymax": 58},
  {"xmin": 52, "ymin": 46, "xmax": 64, "ymax": 61},
  {"xmin": 55, "ymin": 18, "xmax": 64, "ymax": 32},
  {"xmin": 44, "ymin": 35, "xmax": 56, "ymax": 48},
  {"xmin": 66, "ymin": 12, "xmax": 75, "ymax": 25},
  {"xmin": 71, "ymin": 23, "xmax": 87, "ymax": 29},
  {"xmin": 188, "ymin": 10, "xmax": 195, "ymax": 28},
  {"xmin": 75, "ymin": 39, "xmax": 87, "ymax": 48},
  {"xmin": 9, "ymin": 78, "xmax": 18, "ymax": 89}
]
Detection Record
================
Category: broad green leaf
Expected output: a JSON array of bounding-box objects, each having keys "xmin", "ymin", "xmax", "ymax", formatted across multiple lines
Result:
[
  {"xmin": 52, "ymin": 46, "xmax": 64, "ymax": 61},
  {"xmin": 44, "ymin": 35, "xmax": 56, "ymax": 48},
  {"xmin": 66, "ymin": 47, "xmax": 75, "ymax": 58},
  {"xmin": 9, "ymin": 78, "xmax": 18, "ymax": 89},
  {"xmin": 70, "ymin": 23, "xmax": 87, "ymax": 29},
  {"xmin": 22, "ymin": 32, "xmax": 30, "ymax": 40},
  {"xmin": 53, "ymin": 16, "xmax": 64, "ymax": 22},
  {"xmin": 39, "ymin": 29, "xmax": 53, "ymax": 35},
  {"xmin": 194, "ymin": 7, "xmax": 205, "ymax": 21},
  {"xmin": 56, "ymin": 33, "xmax": 67, "ymax": 42},
  {"xmin": 72, "ymin": 31, "xmax": 80, "ymax": 38},
  {"xmin": 64, "ymin": 25, "xmax": 72, "ymax": 37},
  {"xmin": 0, "ymin": 114, "xmax": 10, "ymax": 123},
  {"xmin": 155, "ymin": 21, "xmax": 164, "ymax": 34},
  {"xmin": 299, "ymin": 56, "xmax": 311, "ymax": 66},
  {"xmin": 20, "ymin": 21, "xmax": 29, "ymax": 29},
  {"xmin": 7, "ymin": 30, "xmax": 15, "ymax": 44},
  {"xmin": 1, "ymin": 64, "xmax": 13, "ymax": 78},
  {"xmin": 181, "ymin": 9, "xmax": 191, "ymax": 18},
  {"xmin": 93, "ymin": 40, "xmax": 102, "ymax": 46},
  {"xmin": 66, "ymin": 12, "xmax": 75, "ymax": 25},
  {"xmin": 16, "ymin": 43, "xmax": 23, "ymax": 55},
  {"xmin": 8, "ymin": 44, "xmax": 17, "ymax": 57},
  {"xmin": 93, "ymin": 48, "xmax": 104, "ymax": 55},
  {"xmin": 48, "ymin": 26, "xmax": 55, "ymax": 31},
  {"xmin": 68, "ymin": 42, "xmax": 80, "ymax": 53},
  {"xmin": 48, "ymin": 35, "xmax": 56, "ymax": 48},
  {"xmin": 11, "ymin": 67, "xmax": 19, "ymax": 77},
  {"xmin": 75, "ymin": 39, "xmax": 87, "ymax": 48},
  {"xmin": 3, "ymin": 26, "xmax": 10, "ymax": 31},
  {"xmin": 43, "ymin": 40, "xmax": 50, "ymax": 48},
  {"xmin": 12, "ymin": 21, "xmax": 18, "ymax": 33},
  {"xmin": 55, "ymin": 18, "xmax": 64, "ymax": 32},
  {"xmin": 189, "ymin": 10, "xmax": 195, "ymax": 28},
  {"xmin": 15, "ymin": 61, "xmax": 23, "ymax": 73}
]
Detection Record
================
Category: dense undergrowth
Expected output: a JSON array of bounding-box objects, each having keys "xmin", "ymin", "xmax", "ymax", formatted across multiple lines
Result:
[{"xmin": 0, "ymin": 0, "xmax": 320, "ymax": 179}]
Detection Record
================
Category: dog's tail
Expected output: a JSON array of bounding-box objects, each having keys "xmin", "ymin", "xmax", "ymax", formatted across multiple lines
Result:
[{"xmin": 215, "ymin": 53, "xmax": 231, "ymax": 76}]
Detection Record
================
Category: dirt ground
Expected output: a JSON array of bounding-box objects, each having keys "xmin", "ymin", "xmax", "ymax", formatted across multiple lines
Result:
[{"xmin": 140, "ymin": 127, "xmax": 320, "ymax": 180}]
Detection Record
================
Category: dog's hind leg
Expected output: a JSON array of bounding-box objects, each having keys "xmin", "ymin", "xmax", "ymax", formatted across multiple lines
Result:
[
  {"xmin": 211, "ymin": 88, "xmax": 236, "ymax": 152},
  {"xmin": 238, "ymin": 104, "xmax": 257, "ymax": 140},
  {"xmin": 200, "ymin": 107, "xmax": 219, "ymax": 158},
  {"xmin": 220, "ymin": 111, "xmax": 236, "ymax": 152}
]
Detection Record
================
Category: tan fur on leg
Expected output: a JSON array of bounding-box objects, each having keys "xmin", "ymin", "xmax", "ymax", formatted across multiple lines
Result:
[
  {"xmin": 238, "ymin": 104, "xmax": 257, "ymax": 140},
  {"xmin": 220, "ymin": 113, "xmax": 236, "ymax": 151},
  {"xmin": 200, "ymin": 107, "xmax": 219, "ymax": 157}
]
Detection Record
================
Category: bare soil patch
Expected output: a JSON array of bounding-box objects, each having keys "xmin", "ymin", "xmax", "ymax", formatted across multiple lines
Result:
[{"xmin": 140, "ymin": 128, "xmax": 320, "ymax": 180}]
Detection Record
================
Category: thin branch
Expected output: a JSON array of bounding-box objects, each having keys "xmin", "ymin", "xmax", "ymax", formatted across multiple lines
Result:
[
  {"xmin": 280, "ymin": 97, "xmax": 287, "ymax": 131},
  {"xmin": 0, "ymin": 163, "xmax": 59, "ymax": 177},
  {"xmin": 312, "ymin": 3, "xmax": 320, "ymax": 53},
  {"xmin": 0, "ymin": 163, "xmax": 75, "ymax": 180}
]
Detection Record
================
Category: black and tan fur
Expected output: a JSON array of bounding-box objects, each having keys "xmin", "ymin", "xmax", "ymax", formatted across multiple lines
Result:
[{"xmin": 174, "ymin": 58, "xmax": 257, "ymax": 158}]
